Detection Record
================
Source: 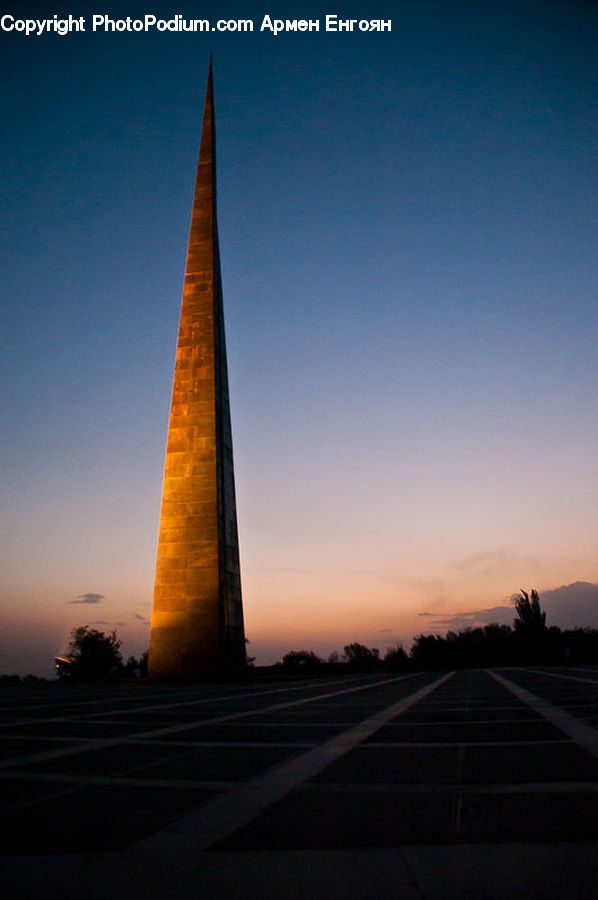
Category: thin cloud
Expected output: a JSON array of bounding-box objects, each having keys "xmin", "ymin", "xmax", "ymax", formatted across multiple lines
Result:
[
  {"xmin": 427, "ymin": 606, "xmax": 513, "ymax": 630},
  {"xmin": 70, "ymin": 592, "xmax": 104, "ymax": 604},
  {"xmin": 453, "ymin": 550, "xmax": 510, "ymax": 573},
  {"xmin": 541, "ymin": 582, "xmax": 598, "ymax": 628},
  {"xmin": 419, "ymin": 583, "xmax": 598, "ymax": 632}
]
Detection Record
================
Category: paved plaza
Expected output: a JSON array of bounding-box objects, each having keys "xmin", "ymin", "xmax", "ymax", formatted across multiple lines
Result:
[{"xmin": 2, "ymin": 667, "xmax": 598, "ymax": 898}]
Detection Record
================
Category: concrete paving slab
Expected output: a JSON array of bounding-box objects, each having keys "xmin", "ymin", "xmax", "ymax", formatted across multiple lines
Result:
[
  {"xmin": 4, "ymin": 843, "xmax": 598, "ymax": 900},
  {"xmin": 313, "ymin": 745, "xmax": 460, "ymax": 783},
  {"xmin": 461, "ymin": 741, "xmax": 598, "ymax": 783},
  {"xmin": 2, "ymin": 669, "xmax": 597, "ymax": 898},
  {"xmin": 151, "ymin": 722, "xmax": 342, "ymax": 742},
  {"xmin": 215, "ymin": 787, "xmax": 456, "ymax": 848},
  {"xmin": 402, "ymin": 842, "xmax": 598, "ymax": 900},
  {"xmin": 2, "ymin": 719, "xmax": 154, "ymax": 738},
  {"xmin": 132, "ymin": 744, "xmax": 303, "ymax": 781},
  {"xmin": 398, "ymin": 707, "xmax": 540, "ymax": 721},
  {"xmin": 460, "ymin": 790, "xmax": 598, "ymax": 840},
  {"xmin": 0, "ymin": 737, "xmax": 80, "ymax": 758},
  {"xmin": 4, "ymin": 783, "xmax": 219, "ymax": 853},
  {"xmin": 365, "ymin": 720, "xmax": 563, "ymax": 742}
]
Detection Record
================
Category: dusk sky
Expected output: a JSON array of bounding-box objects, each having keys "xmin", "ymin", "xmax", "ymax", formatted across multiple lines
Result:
[{"xmin": 2, "ymin": 1, "xmax": 597, "ymax": 676}]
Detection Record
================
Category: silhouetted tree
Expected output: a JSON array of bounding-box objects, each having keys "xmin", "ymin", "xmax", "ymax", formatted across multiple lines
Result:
[
  {"xmin": 512, "ymin": 589, "xmax": 549, "ymax": 664},
  {"xmin": 383, "ymin": 644, "xmax": 409, "ymax": 672},
  {"xmin": 408, "ymin": 590, "xmax": 566, "ymax": 669},
  {"xmin": 561, "ymin": 628, "xmax": 598, "ymax": 664},
  {"xmin": 410, "ymin": 634, "xmax": 453, "ymax": 670},
  {"xmin": 513, "ymin": 589, "xmax": 546, "ymax": 635},
  {"xmin": 121, "ymin": 651, "xmax": 148, "ymax": 678},
  {"xmin": 478, "ymin": 624, "xmax": 516, "ymax": 666},
  {"xmin": 281, "ymin": 650, "xmax": 323, "ymax": 669},
  {"xmin": 66, "ymin": 626, "xmax": 123, "ymax": 680},
  {"xmin": 343, "ymin": 643, "xmax": 380, "ymax": 672}
]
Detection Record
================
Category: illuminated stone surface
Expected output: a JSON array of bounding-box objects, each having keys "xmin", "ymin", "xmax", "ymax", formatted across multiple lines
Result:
[{"xmin": 148, "ymin": 63, "xmax": 246, "ymax": 679}]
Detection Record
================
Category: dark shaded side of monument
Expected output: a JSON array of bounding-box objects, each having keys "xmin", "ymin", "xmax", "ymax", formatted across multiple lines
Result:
[{"xmin": 148, "ymin": 62, "xmax": 246, "ymax": 680}]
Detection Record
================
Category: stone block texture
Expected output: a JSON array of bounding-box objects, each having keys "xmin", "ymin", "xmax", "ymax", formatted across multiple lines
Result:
[{"xmin": 148, "ymin": 64, "xmax": 246, "ymax": 679}]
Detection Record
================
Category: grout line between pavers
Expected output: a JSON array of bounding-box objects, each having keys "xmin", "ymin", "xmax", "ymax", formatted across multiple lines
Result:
[
  {"xmin": 302, "ymin": 780, "xmax": 598, "ymax": 794},
  {"xmin": 488, "ymin": 670, "xmax": 598, "ymax": 759},
  {"xmin": 0, "ymin": 673, "xmax": 426, "ymax": 770},
  {"xmin": 132, "ymin": 671, "xmax": 455, "ymax": 851},
  {"xmin": 5, "ymin": 770, "xmax": 598, "ymax": 795},
  {"xmin": 517, "ymin": 668, "xmax": 598, "ymax": 686},
  {"xmin": 0, "ymin": 676, "xmax": 371, "ymax": 726}
]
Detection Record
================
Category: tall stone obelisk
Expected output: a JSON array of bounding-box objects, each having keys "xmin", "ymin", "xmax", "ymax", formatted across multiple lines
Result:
[{"xmin": 147, "ymin": 62, "xmax": 246, "ymax": 680}]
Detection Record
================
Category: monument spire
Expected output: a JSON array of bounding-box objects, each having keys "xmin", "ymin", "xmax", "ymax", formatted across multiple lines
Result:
[{"xmin": 147, "ymin": 62, "xmax": 246, "ymax": 680}]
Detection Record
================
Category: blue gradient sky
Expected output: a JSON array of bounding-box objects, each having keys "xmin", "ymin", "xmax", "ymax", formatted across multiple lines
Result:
[{"xmin": 2, "ymin": 1, "xmax": 597, "ymax": 675}]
